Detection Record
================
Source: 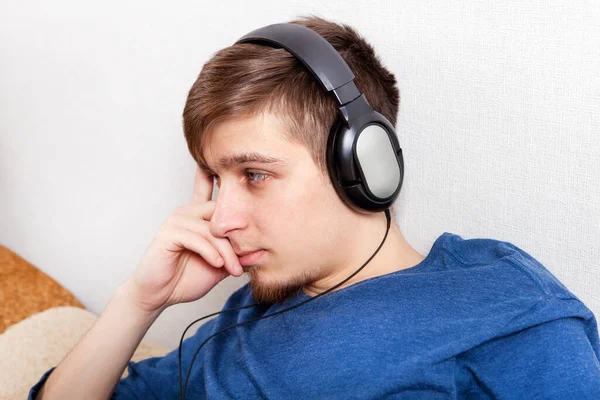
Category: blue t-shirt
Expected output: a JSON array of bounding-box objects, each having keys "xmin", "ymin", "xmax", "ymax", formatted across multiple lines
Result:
[{"xmin": 29, "ymin": 232, "xmax": 600, "ymax": 399}]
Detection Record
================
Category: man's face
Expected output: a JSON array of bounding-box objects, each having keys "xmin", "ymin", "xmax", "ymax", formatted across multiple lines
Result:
[{"xmin": 202, "ymin": 111, "xmax": 357, "ymax": 304}]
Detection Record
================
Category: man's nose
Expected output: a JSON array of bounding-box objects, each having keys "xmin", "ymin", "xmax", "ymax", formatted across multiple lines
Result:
[{"xmin": 208, "ymin": 184, "xmax": 248, "ymax": 238}]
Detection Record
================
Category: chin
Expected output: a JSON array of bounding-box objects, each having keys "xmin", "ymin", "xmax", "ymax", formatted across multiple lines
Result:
[{"xmin": 247, "ymin": 264, "xmax": 309, "ymax": 305}]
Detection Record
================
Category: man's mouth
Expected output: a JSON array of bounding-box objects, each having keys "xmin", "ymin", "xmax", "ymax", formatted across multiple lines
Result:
[{"xmin": 237, "ymin": 249, "xmax": 265, "ymax": 267}]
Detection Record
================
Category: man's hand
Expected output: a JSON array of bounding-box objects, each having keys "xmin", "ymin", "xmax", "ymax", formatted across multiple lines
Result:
[
  {"xmin": 129, "ymin": 166, "xmax": 243, "ymax": 313},
  {"xmin": 33, "ymin": 166, "xmax": 242, "ymax": 400}
]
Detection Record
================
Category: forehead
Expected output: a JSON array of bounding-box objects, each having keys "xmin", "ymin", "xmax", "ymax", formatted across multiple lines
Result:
[{"xmin": 200, "ymin": 112, "xmax": 296, "ymax": 173}]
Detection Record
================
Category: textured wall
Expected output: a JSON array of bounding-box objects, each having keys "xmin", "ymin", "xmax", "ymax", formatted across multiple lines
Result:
[{"xmin": 1, "ymin": 0, "xmax": 598, "ymax": 349}]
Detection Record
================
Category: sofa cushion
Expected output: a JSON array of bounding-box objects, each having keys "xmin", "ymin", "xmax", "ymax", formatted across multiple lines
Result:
[
  {"xmin": 0, "ymin": 244, "xmax": 84, "ymax": 334},
  {"xmin": 0, "ymin": 306, "xmax": 169, "ymax": 399}
]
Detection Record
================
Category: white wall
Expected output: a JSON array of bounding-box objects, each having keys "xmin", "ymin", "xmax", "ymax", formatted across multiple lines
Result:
[{"xmin": 1, "ymin": 0, "xmax": 598, "ymax": 349}]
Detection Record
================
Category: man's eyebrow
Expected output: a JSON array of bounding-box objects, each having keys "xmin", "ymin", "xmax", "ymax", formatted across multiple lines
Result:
[{"xmin": 202, "ymin": 152, "xmax": 288, "ymax": 173}]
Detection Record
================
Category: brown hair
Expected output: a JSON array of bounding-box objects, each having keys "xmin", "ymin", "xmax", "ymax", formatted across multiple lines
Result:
[{"xmin": 182, "ymin": 15, "xmax": 400, "ymax": 180}]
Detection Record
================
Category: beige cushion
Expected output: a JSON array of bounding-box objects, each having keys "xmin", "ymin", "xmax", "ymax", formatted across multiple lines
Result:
[{"xmin": 0, "ymin": 306, "xmax": 169, "ymax": 400}]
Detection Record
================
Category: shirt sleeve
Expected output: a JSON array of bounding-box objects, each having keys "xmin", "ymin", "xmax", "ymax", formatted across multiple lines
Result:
[
  {"xmin": 112, "ymin": 318, "xmax": 217, "ymax": 399},
  {"xmin": 458, "ymin": 315, "xmax": 600, "ymax": 399},
  {"xmin": 28, "ymin": 367, "xmax": 56, "ymax": 400},
  {"xmin": 27, "ymin": 318, "xmax": 216, "ymax": 400}
]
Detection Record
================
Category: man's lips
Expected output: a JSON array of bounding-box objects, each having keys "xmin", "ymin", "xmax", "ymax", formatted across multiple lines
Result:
[
  {"xmin": 235, "ymin": 249, "xmax": 260, "ymax": 257},
  {"xmin": 236, "ymin": 249, "xmax": 265, "ymax": 267}
]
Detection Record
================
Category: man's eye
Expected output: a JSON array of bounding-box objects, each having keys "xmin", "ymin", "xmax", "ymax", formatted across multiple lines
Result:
[
  {"xmin": 208, "ymin": 172, "xmax": 268, "ymax": 187},
  {"xmin": 247, "ymin": 172, "xmax": 269, "ymax": 184}
]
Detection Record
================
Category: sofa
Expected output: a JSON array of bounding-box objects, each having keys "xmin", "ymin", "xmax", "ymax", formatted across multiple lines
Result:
[{"xmin": 0, "ymin": 244, "xmax": 169, "ymax": 400}]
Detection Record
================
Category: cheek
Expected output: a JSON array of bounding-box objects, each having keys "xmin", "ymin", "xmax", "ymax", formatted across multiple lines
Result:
[
  {"xmin": 251, "ymin": 179, "xmax": 317, "ymax": 234},
  {"xmin": 276, "ymin": 179, "xmax": 339, "ymax": 235}
]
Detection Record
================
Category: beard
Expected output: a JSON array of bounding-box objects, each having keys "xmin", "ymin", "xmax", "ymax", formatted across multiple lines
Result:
[{"xmin": 245, "ymin": 263, "xmax": 317, "ymax": 304}]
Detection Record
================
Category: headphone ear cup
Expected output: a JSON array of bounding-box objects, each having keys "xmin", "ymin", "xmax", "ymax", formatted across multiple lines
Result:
[
  {"xmin": 326, "ymin": 118, "xmax": 343, "ymax": 189},
  {"xmin": 327, "ymin": 116, "xmax": 404, "ymax": 213},
  {"xmin": 326, "ymin": 118, "xmax": 360, "ymax": 207},
  {"xmin": 327, "ymin": 119, "xmax": 375, "ymax": 212}
]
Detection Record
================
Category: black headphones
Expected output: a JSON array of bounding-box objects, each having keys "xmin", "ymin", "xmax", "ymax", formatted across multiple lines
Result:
[{"xmin": 235, "ymin": 23, "xmax": 404, "ymax": 213}]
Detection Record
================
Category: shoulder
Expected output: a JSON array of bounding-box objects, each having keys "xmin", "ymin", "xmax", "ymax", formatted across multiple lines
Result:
[
  {"xmin": 427, "ymin": 232, "xmax": 597, "ymax": 332},
  {"xmin": 437, "ymin": 232, "xmax": 576, "ymax": 300},
  {"xmin": 428, "ymin": 234, "xmax": 599, "ymax": 363}
]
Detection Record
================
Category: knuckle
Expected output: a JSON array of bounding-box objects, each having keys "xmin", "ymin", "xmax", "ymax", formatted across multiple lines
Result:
[
  {"xmin": 173, "ymin": 205, "xmax": 189, "ymax": 215},
  {"xmin": 201, "ymin": 200, "xmax": 215, "ymax": 212},
  {"xmin": 166, "ymin": 213, "xmax": 183, "ymax": 226}
]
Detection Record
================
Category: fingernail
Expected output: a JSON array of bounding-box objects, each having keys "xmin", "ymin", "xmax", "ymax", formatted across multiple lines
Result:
[
  {"xmin": 235, "ymin": 264, "xmax": 243, "ymax": 274},
  {"xmin": 216, "ymin": 257, "xmax": 224, "ymax": 266}
]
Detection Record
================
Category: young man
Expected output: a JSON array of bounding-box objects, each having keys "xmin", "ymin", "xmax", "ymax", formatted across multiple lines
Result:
[{"xmin": 31, "ymin": 16, "xmax": 600, "ymax": 399}]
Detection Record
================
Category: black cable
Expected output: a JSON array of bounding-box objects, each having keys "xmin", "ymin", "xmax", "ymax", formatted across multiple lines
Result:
[{"xmin": 178, "ymin": 208, "xmax": 391, "ymax": 400}]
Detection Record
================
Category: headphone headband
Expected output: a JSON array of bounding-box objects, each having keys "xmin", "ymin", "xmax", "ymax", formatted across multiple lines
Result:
[{"xmin": 235, "ymin": 23, "xmax": 361, "ymax": 107}]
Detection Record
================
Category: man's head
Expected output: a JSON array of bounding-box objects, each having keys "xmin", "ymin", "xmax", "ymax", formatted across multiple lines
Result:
[{"xmin": 182, "ymin": 16, "xmax": 402, "ymax": 304}]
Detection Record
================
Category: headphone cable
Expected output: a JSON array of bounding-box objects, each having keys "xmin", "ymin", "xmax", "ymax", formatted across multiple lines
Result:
[{"xmin": 178, "ymin": 208, "xmax": 391, "ymax": 400}]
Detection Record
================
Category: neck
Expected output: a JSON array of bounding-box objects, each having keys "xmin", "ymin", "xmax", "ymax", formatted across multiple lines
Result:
[{"xmin": 302, "ymin": 211, "xmax": 425, "ymax": 297}]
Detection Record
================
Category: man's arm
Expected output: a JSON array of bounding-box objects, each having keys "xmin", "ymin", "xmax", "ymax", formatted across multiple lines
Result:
[
  {"xmin": 31, "ymin": 166, "xmax": 243, "ymax": 399},
  {"xmin": 32, "ymin": 280, "xmax": 163, "ymax": 400},
  {"xmin": 458, "ymin": 315, "xmax": 600, "ymax": 398}
]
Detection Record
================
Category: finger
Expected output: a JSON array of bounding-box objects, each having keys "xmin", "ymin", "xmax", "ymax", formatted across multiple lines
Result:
[
  {"xmin": 167, "ymin": 214, "xmax": 242, "ymax": 276},
  {"xmin": 192, "ymin": 165, "xmax": 214, "ymax": 204},
  {"xmin": 173, "ymin": 201, "xmax": 216, "ymax": 222},
  {"xmin": 199, "ymin": 233, "xmax": 242, "ymax": 276},
  {"xmin": 161, "ymin": 227, "xmax": 225, "ymax": 268}
]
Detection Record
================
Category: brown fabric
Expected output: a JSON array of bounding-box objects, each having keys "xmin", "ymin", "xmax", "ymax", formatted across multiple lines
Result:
[{"xmin": 0, "ymin": 244, "xmax": 84, "ymax": 334}]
